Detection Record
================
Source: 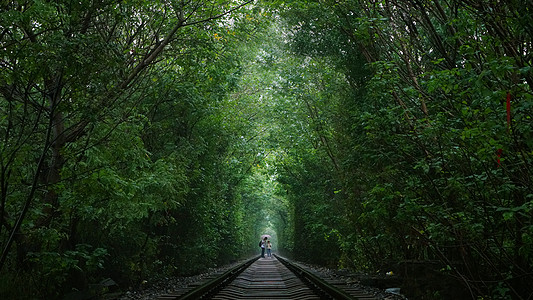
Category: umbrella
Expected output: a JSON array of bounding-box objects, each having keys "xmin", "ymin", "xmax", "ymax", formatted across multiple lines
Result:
[{"xmin": 261, "ymin": 234, "xmax": 271, "ymax": 239}]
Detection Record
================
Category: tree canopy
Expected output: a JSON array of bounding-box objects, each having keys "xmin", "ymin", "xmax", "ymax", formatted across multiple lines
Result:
[{"xmin": 1, "ymin": 0, "xmax": 533, "ymax": 299}]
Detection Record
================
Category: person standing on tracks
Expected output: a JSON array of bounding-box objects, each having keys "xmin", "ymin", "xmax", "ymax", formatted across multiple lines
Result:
[
  {"xmin": 266, "ymin": 240, "xmax": 272, "ymax": 257},
  {"xmin": 260, "ymin": 237, "xmax": 267, "ymax": 257}
]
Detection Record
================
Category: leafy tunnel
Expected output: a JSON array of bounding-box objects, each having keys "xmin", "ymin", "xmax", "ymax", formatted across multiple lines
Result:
[{"xmin": 1, "ymin": 1, "xmax": 533, "ymax": 299}]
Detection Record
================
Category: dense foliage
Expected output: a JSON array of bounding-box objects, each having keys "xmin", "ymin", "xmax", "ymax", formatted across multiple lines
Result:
[
  {"xmin": 0, "ymin": 1, "xmax": 272, "ymax": 298},
  {"xmin": 262, "ymin": 0, "xmax": 533, "ymax": 299},
  {"xmin": 1, "ymin": 0, "xmax": 532, "ymax": 299}
]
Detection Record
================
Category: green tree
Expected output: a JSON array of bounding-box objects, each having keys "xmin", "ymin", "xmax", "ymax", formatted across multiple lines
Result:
[
  {"xmin": 0, "ymin": 0, "xmax": 258, "ymax": 297},
  {"xmin": 263, "ymin": 0, "xmax": 533, "ymax": 298}
]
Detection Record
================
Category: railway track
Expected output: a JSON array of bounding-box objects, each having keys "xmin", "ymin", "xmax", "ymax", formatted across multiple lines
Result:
[{"xmin": 156, "ymin": 255, "xmax": 383, "ymax": 299}]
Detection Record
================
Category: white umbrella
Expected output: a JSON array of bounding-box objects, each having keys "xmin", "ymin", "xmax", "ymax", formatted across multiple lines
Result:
[{"xmin": 261, "ymin": 234, "xmax": 271, "ymax": 239}]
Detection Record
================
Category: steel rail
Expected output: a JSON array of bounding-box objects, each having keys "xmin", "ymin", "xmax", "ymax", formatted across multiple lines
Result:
[
  {"xmin": 177, "ymin": 256, "xmax": 259, "ymax": 299},
  {"xmin": 166, "ymin": 255, "xmax": 373, "ymax": 299},
  {"xmin": 275, "ymin": 254, "xmax": 356, "ymax": 300}
]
